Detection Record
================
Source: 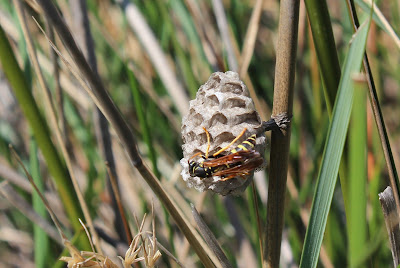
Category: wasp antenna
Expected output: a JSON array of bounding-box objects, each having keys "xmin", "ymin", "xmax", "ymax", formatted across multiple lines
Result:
[
  {"xmin": 202, "ymin": 127, "xmax": 211, "ymax": 159},
  {"xmin": 212, "ymin": 128, "xmax": 247, "ymax": 157}
]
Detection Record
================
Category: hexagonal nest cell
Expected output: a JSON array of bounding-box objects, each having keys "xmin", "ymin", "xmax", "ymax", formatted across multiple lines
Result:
[{"xmin": 180, "ymin": 71, "xmax": 266, "ymax": 195}]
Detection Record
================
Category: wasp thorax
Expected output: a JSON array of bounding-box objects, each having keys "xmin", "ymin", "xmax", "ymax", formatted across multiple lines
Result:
[{"xmin": 180, "ymin": 71, "xmax": 266, "ymax": 195}]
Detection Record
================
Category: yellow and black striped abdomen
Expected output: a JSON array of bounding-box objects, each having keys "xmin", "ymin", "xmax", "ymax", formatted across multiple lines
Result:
[{"xmin": 230, "ymin": 134, "xmax": 257, "ymax": 153}]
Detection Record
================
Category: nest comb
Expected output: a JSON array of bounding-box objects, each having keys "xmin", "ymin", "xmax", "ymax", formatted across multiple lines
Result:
[{"xmin": 180, "ymin": 71, "xmax": 266, "ymax": 195}]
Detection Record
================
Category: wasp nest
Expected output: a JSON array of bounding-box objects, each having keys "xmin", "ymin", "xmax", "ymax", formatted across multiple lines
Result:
[{"xmin": 180, "ymin": 71, "xmax": 266, "ymax": 195}]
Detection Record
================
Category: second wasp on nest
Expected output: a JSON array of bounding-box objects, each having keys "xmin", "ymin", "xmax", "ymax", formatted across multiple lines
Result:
[{"xmin": 180, "ymin": 71, "xmax": 266, "ymax": 195}]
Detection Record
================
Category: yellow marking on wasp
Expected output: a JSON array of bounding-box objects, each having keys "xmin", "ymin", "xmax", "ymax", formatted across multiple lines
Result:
[
  {"xmin": 238, "ymin": 144, "xmax": 248, "ymax": 150},
  {"xmin": 243, "ymin": 140, "xmax": 254, "ymax": 146}
]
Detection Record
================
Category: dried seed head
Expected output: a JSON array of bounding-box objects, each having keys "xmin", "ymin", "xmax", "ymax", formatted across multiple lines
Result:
[{"xmin": 180, "ymin": 71, "xmax": 266, "ymax": 195}]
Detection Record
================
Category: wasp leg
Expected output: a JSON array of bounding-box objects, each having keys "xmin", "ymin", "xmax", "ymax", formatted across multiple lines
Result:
[{"xmin": 212, "ymin": 128, "xmax": 248, "ymax": 157}]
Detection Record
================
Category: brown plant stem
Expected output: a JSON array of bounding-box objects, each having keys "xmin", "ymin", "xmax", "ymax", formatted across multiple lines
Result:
[
  {"xmin": 379, "ymin": 186, "xmax": 400, "ymax": 267},
  {"xmin": 263, "ymin": 0, "xmax": 299, "ymax": 267}
]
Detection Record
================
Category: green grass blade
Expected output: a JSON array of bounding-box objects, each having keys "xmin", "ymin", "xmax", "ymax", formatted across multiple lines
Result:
[
  {"xmin": 356, "ymin": 0, "xmax": 400, "ymax": 41},
  {"xmin": 299, "ymin": 20, "xmax": 370, "ymax": 268},
  {"xmin": 304, "ymin": 0, "xmax": 341, "ymax": 114},
  {"xmin": 30, "ymin": 137, "xmax": 50, "ymax": 267},
  {"xmin": 348, "ymin": 76, "xmax": 368, "ymax": 266},
  {"xmin": 0, "ymin": 25, "xmax": 89, "ymax": 249}
]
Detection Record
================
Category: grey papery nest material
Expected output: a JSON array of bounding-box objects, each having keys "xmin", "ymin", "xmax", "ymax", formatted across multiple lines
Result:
[{"xmin": 180, "ymin": 71, "xmax": 266, "ymax": 195}]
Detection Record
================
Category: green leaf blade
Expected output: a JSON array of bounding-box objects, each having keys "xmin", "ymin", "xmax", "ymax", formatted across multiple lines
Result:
[{"xmin": 300, "ymin": 20, "xmax": 370, "ymax": 268}]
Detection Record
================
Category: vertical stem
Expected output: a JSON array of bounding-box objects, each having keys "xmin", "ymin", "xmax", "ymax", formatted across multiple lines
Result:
[{"xmin": 263, "ymin": 0, "xmax": 299, "ymax": 267}]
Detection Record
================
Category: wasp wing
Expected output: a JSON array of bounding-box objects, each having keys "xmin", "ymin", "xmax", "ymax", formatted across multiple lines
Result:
[
  {"xmin": 212, "ymin": 156, "xmax": 265, "ymax": 180},
  {"xmin": 202, "ymin": 150, "xmax": 261, "ymax": 168}
]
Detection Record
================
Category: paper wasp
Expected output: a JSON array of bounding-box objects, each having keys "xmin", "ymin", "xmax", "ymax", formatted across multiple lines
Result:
[{"xmin": 188, "ymin": 128, "xmax": 264, "ymax": 181}]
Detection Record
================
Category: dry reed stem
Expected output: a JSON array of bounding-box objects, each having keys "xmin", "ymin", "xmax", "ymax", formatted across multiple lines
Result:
[
  {"xmin": 14, "ymin": 0, "xmax": 102, "ymax": 253},
  {"xmin": 0, "ymin": 181, "xmax": 60, "ymax": 243},
  {"xmin": 239, "ymin": 0, "xmax": 264, "ymax": 77},
  {"xmin": 192, "ymin": 204, "xmax": 232, "ymax": 268},
  {"xmin": 185, "ymin": 0, "xmax": 225, "ymax": 71},
  {"xmin": 116, "ymin": 0, "xmax": 189, "ymax": 115},
  {"xmin": 379, "ymin": 187, "xmax": 400, "ymax": 267},
  {"xmin": 362, "ymin": 0, "xmax": 400, "ymax": 49},
  {"xmin": 211, "ymin": 0, "xmax": 238, "ymax": 72},
  {"xmin": 0, "ymin": 160, "xmax": 32, "ymax": 193},
  {"xmin": 263, "ymin": 0, "xmax": 299, "ymax": 267},
  {"xmin": 9, "ymin": 145, "xmax": 67, "ymax": 244},
  {"xmin": 0, "ymin": 9, "xmax": 91, "ymax": 108},
  {"xmin": 68, "ymin": 0, "xmax": 126, "ymax": 243},
  {"xmin": 34, "ymin": 0, "xmax": 219, "ymax": 265}
]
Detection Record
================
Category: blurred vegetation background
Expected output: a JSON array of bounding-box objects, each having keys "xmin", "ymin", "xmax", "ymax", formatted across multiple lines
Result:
[{"xmin": 0, "ymin": 0, "xmax": 399, "ymax": 267}]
